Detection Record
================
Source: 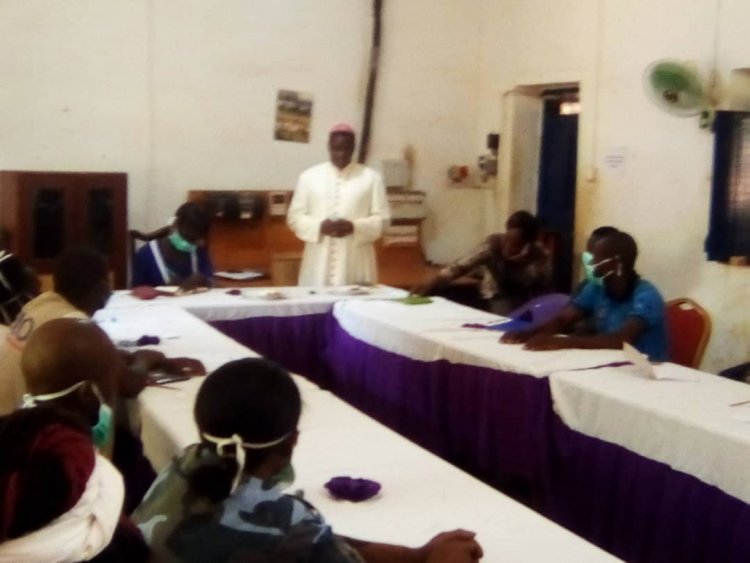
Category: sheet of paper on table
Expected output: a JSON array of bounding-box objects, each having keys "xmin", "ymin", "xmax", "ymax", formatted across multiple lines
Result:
[
  {"xmin": 623, "ymin": 342, "xmax": 699, "ymax": 382},
  {"xmin": 214, "ymin": 270, "xmax": 265, "ymax": 281}
]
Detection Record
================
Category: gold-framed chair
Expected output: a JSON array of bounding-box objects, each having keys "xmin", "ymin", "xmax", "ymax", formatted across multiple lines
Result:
[{"xmin": 665, "ymin": 298, "xmax": 712, "ymax": 369}]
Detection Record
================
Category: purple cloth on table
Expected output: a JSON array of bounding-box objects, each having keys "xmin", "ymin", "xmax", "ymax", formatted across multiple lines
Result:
[
  {"xmin": 325, "ymin": 477, "xmax": 381, "ymax": 501},
  {"xmin": 209, "ymin": 313, "xmax": 331, "ymax": 388}
]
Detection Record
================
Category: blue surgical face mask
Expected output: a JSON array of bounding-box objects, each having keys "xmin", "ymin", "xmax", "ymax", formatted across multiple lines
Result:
[
  {"xmin": 91, "ymin": 403, "xmax": 113, "ymax": 449},
  {"xmin": 582, "ymin": 251, "xmax": 596, "ymax": 281},
  {"xmin": 169, "ymin": 231, "xmax": 197, "ymax": 253}
]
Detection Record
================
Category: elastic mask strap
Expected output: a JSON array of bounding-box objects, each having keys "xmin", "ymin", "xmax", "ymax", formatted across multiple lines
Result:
[
  {"xmin": 202, "ymin": 431, "xmax": 290, "ymax": 493},
  {"xmin": 22, "ymin": 379, "xmax": 87, "ymax": 409},
  {"xmin": 591, "ymin": 257, "xmax": 614, "ymax": 269}
]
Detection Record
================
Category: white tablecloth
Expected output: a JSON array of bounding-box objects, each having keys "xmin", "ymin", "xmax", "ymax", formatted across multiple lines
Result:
[
  {"xmin": 98, "ymin": 302, "xmax": 618, "ymax": 561},
  {"xmin": 550, "ymin": 363, "xmax": 750, "ymax": 506},
  {"xmin": 333, "ymin": 298, "xmax": 627, "ymax": 377},
  {"xmin": 105, "ymin": 285, "xmax": 407, "ymax": 321}
]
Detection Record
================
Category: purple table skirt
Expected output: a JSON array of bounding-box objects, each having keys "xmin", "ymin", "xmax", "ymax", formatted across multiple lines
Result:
[
  {"xmin": 210, "ymin": 312, "xmax": 750, "ymax": 563},
  {"xmin": 323, "ymin": 315, "xmax": 554, "ymax": 487},
  {"xmin": 209, "ymin": 313, "xmax": 331, "ymax": 387},
  {"xmin": 546, "ymin": 414, "xmax": 750, "ymax": 563}
]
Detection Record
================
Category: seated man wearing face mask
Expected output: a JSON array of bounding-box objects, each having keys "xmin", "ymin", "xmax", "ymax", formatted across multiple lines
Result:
[
  {"xmin": 0, "ymin": 246, "xmax": 204, "ymax": 512},
  {"xmin": 416, "ymin": 211, "xmax": 551, "ymax": 315},
  {"xmin": 0, "ymin": 318, "xmax": 149, "ymax": 562},
  {"xmin": 132, "ymin": 201, "xmax": 214, "ymax": 291},
  {"xmin": 501, "ymin": 230, "xmax": 668, "ymax": 361},
  {"xmin": 575, "ymin": 226, "xmax": 620, "ymax": 298}
]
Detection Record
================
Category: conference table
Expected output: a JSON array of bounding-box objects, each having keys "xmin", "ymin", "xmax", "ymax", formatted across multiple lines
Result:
[
  {"xmin": 105, "ymin": 285, "xmax": 407, "ymax": 386},
  {"xmin": 326, "ymin": 298, "xmax": 750, "ymax": 563},
  {"xmin": 101, "ymin": 288, "xmax": 750, "ymax": 562},
  {"xmin": 96, "ymin": 300, "xmax": 619, "ymax": 562}
]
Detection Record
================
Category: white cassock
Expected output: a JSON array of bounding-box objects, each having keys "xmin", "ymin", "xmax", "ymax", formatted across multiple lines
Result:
[{"xmin": 287, "ymin": 161, "xmax": 390, "ymax": 286}]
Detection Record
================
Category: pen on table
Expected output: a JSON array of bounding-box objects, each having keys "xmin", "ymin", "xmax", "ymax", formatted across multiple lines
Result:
[{"xmin": 729, "ymin": 399, "xmax": 750, "ymax": 407}]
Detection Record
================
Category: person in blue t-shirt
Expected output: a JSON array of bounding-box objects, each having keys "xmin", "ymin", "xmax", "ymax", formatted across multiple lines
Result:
[{"xmin": 501, "ymin": 230, "xmax": 669, "ymax": 361}]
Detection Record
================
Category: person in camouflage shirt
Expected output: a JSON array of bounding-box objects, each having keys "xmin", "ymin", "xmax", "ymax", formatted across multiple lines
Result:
[{"xmin": 133, "ymin": 358, "xmax": 482, "ymax": 563}]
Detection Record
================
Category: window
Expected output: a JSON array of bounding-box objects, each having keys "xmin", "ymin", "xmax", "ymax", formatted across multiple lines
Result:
[{"xmin": 706, "ymin": 111, "xmax": 750, "ymax": 262}]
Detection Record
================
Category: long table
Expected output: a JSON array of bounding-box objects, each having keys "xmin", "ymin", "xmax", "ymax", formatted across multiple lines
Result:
[
  {"xmin": 326, "ymin": 298, "xmax": 624, "ymax": 485},
  {"xmin": 96, "ymin": 302, "xmax": 619, "ymax": 562},
  {"xmin": 106, "ymin": 286, "xmax": 405, "ymax": 385},
  {"xmin": 327, "ymin": 298, "xmax": 750, "ymax": 563},
  {"xmin": 102, "ymin": 289, "xmax": 750, "ymax": 562},
  {"xmin": 548, "ymin": 364, "xmax": 750, "ymax": 562}
]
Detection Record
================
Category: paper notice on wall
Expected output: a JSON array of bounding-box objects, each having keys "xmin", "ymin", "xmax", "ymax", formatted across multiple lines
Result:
[{"xmin": 603, "ymin": 147, "xmax": 628, "ymax": 174}]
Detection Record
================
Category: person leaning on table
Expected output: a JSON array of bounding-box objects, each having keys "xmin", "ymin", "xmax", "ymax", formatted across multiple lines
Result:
[
  {"xmin": 415, "ymin": 210, "xmax": 551, "ymax": 315},
  {"xmin": 501, "ymin": 229, "xmax": 669, "ymax": 361}
]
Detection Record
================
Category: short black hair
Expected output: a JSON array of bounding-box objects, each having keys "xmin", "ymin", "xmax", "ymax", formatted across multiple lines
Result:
[
  {"xmin": 53, "ymin": 247, "xmax": 107, "ymax": 304},
  {"xmin": 175, "ymin": 202, "xmax": 211, "ymax": 237},
  {"xmin": 190, "ymin": 358, "xmax": 301, "ymax": 501},
  {"xmin": 195, "ymin": 358, "xmax": 300, "ymax": 445},
  {"xmin": 506, "ymin": 210, "xmax": 540, "ymax": 243},
  {"xmin": 590, "ymin": 226, "xmax": 619, "ymax": 239}
]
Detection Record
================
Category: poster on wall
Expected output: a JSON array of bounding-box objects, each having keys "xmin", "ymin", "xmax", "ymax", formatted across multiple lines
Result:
[{"xmin": 274, "ymin": 89, "xmax": 313, "ymax": 143}]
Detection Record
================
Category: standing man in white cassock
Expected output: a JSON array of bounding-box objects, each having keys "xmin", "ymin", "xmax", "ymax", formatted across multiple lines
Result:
[{"xmin": 288, "ymin": 123, "xmax": 390, "ymax": 286}]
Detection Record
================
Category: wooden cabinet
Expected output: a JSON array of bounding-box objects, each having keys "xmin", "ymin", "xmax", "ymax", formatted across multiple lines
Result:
[
  {"xmin": 188, "ymin": 189, "xmax": 436, "ymax": 289},
  {"xmin": 0, "ymin": 171, "xmax": 128, "ymax": 288},
  {"xmin": 376, "ymin": 219, "xmax": 439, "ymax": 289}
]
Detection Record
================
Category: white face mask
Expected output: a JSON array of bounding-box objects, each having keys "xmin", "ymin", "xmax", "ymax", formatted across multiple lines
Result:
[
  {"xmin": 22, "ymin": 379, "xmax": 112, "ymax": 449},
  {"xmin": 22, "ymin": 379, "xmax": 88, "ymax": 408},
  {"xmin": 590, "ymin": 256, "xmax": 616, "ymax": 286},
  {"xmin": 201, "ymin": 431, "xmax": 292, "ymax": 493}
]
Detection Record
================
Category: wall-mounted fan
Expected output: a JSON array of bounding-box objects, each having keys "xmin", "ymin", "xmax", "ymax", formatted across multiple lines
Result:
[{"xmin": 644, "ymin": 60, "xmax": 705, "ymax": 116}]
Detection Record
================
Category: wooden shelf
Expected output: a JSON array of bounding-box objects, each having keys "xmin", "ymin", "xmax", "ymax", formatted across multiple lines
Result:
[
  {"xmin": 0, "ymin": 170, "xmax": 128, "ymax": 288},
  {"xmin": 189, "ymin": 190, "xmax": 432, "ymax": 288}
]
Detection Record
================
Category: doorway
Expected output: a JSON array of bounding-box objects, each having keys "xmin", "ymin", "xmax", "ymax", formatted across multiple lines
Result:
[
  {"xmin": 536, "ymin": 89, "xmax": 579, "ymax": 293},
  {"xmin": 497, "ymin": 84, "xmax": 580, "ymax": 292}
]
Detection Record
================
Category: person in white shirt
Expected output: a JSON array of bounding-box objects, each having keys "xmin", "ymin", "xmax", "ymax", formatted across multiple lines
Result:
[{"xmin": 287, "ymin": 123, "xmax": 390, "ymax": 286}]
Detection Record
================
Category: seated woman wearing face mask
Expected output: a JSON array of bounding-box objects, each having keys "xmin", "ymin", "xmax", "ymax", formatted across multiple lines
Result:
[
  {"xmin": 133, "ymin": 358, "xmax": 483, "ymax": 563},
  {"xmin": 131, "ymin": 202, "xmax": 214, "ymax": 291}
]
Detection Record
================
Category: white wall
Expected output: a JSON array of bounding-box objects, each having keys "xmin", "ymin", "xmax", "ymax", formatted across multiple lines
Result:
[
  {"xmin": 2, "ymin": 0, "xmax": 749, "ymax": 370},
  {"xmin": 477, "ymin": 0, "xmax": 750, "ymax": 371},
  {"xmin": 0, "ymin": 0, "xmax": 151, "ymax": 224},
  {"xmin": 0, "ymin": 0, "xmax": 486, "ymax": 263}
]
